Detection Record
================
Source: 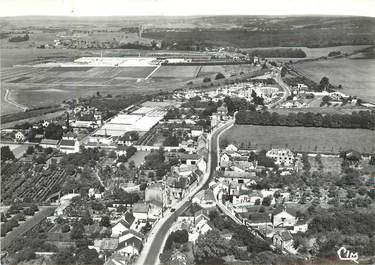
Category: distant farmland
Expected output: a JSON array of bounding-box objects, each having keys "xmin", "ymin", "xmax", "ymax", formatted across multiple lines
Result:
[
  {"xmin": 151, "ymin": 65, "xmax": 201, "ymax": 78},
  {"xmin": 222, "ymin": 125, "xmax": 375, "ymax": 154}
]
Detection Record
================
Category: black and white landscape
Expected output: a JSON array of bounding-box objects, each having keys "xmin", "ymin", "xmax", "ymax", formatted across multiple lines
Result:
[{"xmin": 1, "ymin": 1, "xmax": 375, "ymax": 265}]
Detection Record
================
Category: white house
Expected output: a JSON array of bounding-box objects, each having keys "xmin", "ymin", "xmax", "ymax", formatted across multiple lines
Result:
[
  {"xmin": 266, "ymin": 149, "xmax": 294, "ymax": 166},
  {"xmin": 15, "ymin": 131, "xmax": 25, "ymax": 142},
  {"xmin": 189, "ymin": 213, "xmax": 212, "ymax": 242},
  {"xmin": 197, "ymin": 157, "xmax": 207, "ymax": 172},
  {"xmin": 111, "ymin": 212, "xmax": 136, "ymax": 237},
  {"xmin": 220, "ymin": 153, "xmax": 231, "ymax": 168},
  {"xmin": 115, "ymin": 146, "xmax": 127, "ymax": 157},
  {"xmin": 192, "ymin": 189, "xmax": 216, "ymax": 208},
  {"xmin": 40, "ymin": 139, "xmax": 60, "ymax": 149},
  {"xmin": 117, "ymin": 237, "xmax": 143, "ymax": 257},
  {"xmin": 225, "ymin": 144, "xmax": 238, "ymax": 153},
  {"xmin": 191, "ymin": 126, "xmax": 204, "ymax": 137},
  {"xmin": 118, "ymin": 229, "xmax": 144, "ymax": 243},
  {"xmin": 59, "ymin": 138, "xmax": 80, "ymax": 154},
  {"xmin": 292, "ymin": 221, "xmax": 309, "ymax": 234},
  {"xmin": 132, "ymin": 203, "xmax": 149, "ymax": 221},
  {"xmin": 272, "ymin": 208, "xmax": 297, "ymax": 228}
]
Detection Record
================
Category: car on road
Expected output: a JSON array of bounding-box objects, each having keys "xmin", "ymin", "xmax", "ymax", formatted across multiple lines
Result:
[{"xmin": 170, "ymin": 208, "xmax": 175, "ymax": 212}]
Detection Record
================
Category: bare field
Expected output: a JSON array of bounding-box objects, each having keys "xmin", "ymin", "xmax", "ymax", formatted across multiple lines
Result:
[{"xmin": 222, "ymin": 125, "xmax": 375, "ymax": 154}]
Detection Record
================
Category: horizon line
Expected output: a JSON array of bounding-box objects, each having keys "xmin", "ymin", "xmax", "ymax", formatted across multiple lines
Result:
[{"xmin": 0, "ymin": 13, "xmax": 374, "ymax": 18}]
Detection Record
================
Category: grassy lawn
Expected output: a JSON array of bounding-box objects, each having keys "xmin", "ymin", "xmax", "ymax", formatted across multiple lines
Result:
[{"xmin": 222, "ymin": 125, "xmax": 375, "ymax": 154}]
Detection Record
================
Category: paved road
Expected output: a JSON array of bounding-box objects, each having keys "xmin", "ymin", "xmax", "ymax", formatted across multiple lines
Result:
[
  {"xmin": 139, "ymin": 120, "xmax": 234, "ymax": 265},
  {"xmin": 269, "ymin": 71, "xmax": 291, "ymax": 108}
]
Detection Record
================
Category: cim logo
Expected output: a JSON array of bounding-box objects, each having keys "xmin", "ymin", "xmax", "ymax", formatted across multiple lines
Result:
[{"xmin": 337, "ymin": 246, "xmax": 359, "ymax": 264}]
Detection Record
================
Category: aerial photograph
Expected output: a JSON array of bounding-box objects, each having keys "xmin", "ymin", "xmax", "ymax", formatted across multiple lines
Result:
[{"xmin": 0, "ymin": 0, "xmax": 374, "ymax": 264}]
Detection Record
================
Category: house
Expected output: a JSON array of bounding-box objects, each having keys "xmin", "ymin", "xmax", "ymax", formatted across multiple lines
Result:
[
  {"xmin": 225, "ymin": 144, "xmax": 238, "ymax": 153},
  {"xmin": 118, "ymin": 229, "xmax": 144, "ymax": 243},
  {"xmin": 217, "ymin": 105, "xmax": 228, "ymax": 116},
  {"xmin": 42, "ymin": 121, "xmax": 50, "ymax": 128},
  {"xmin": 197, "ymin": 157, "xmax": 207, "ymax": 172},
  {"xmin": 272, "ymin": 208, "xmax": 297, "ymax": 228},
  {"xmin": 189, "ymin": 217, "xmax": 212, "ymax": 242},
  {"xmin": 273, "ymin": 230, "xmax": 294, "ymax": 250},
  {"xmin": 266, "ymin": 148, "xmax": 294, "ymax": 166},
  {"xmin": 222, "ymin": 171, "xmax": 257, "ymax": 185},
  {"xmin": 40, "ymin": 139, "xmax": 60, "ymax": 149},
  {"xmin": 197, "ymin": 134, "xmax": 208, "ymax": 150},
  {"xmin": 117, "ymin": 236, "xmax": 143, "ymax": 257},
  {"xmin": 192, "ymin": 189, "xmax": 216, "ymax": 208},
  {"xmin": 15, "ymin": 131, "xmax": 25, "ymax": 142},
  {"xmin": 115, "ymin": 146, "xmax": 127, "ymax": 157},
  {"xmin": 111, "ymin": 212, "xmax": 136, "ymax": 237},
  {"xmin": 92, "ymin": 238, "xmax": 119, "ymax": 253},
  {"xmin": 59, "ymin": 138, "xmax": 80, "ymax": 154},
  {"xmin": 292, "ymin": 220, "xmax": 309, "ymax": 234},
  {"xmin": 178, "ymin": 153, "xmax": 200, "ymax": 166},
  {"xmin": 132, "ymin": 202, "xmax": 149, "ymax": 220},
  {"xmin": 191, "ymin": 126, "xmax": 204, "ymax": 137},
  {"xmin": 220, "ymin": 153, "xmax": 231, "ymax": 168}
]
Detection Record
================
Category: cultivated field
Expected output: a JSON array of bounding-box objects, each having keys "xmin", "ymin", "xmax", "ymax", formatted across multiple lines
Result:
[
  {"xmin": 295, "ymin": 58, "xmax": 375, "ymax": 103},
  {"xmin": 222, "ymin": 125, "xmax": 375, "ymax": 154},
  {"xmin": 197, "ymin": 64, "xmax": 256, "ymax": 77},
  {"xmin": 152, "ymin": 65, "xmax": 201, "ymax": 78}
]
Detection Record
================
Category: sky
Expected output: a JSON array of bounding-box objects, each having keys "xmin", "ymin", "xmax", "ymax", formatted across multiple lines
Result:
[{"xmin": 0, "ymin": 0, "xmax": 374, "ymax": 17}]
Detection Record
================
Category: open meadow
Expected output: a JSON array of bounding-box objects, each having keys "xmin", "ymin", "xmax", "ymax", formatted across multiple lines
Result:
[
  {"xmin": 222, "ymin": 125, "xmax": 375, "ymax": 154},
  {"xmin": 295, "ymin": 58, "xmax": 375, "ymax": 103}
]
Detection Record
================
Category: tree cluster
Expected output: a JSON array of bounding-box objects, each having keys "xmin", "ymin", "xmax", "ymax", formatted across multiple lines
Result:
[
  {"xmin": 235, "ymin": 110, "xmax": 375, "ymax": 130},
  {"xmin": 247, "ymin": 48, "xmax": 307, "ymax": 58}
]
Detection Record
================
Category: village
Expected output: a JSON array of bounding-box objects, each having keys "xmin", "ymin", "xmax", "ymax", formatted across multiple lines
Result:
[{"xmin": 1, "ymin": 64, "xmax": 375, "ymax": 265}]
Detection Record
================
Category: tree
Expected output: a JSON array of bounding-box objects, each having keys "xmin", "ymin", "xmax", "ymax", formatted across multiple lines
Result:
[
  {"xmin": 81, "ymin": 210, "xmax": 93, "ymax": 225},
  {"xmin": 108, "ymin": 151, "xmax": 117, "ymax": 159},
  {"xmin": 53, "ymin": 249, "xmax": 76, "ymax": 265},
  {"xmin": 215, "ymin": 73, "xmax": 225, "ymax": 80},
  {"xmin": 61, "ymin": 224, "xmax": 70, "ymax": 233},
  {"xmin": 141, "ymin": 221, "xmax": 152, "ymax": 234},
  {"xmin": 203, "ymin": 77, "xmax": 211, "ymax": 83},
  {"xmin": 194, "ymin": 230, "xmax": 231, "ymax": 263},
  {"xmin": 262, "ymin": 196, "xmax": 272, "ymax": 206},
  {"xmin": 1, "ymin": 146, "xmax": 15, "ymax": 162},
  {"xmin": 100, "ymin": 216, "xmax": 111, "ymax": 228},
  {"xmin": 26, "ymin": 146, "xmax": 34, "ymax": 155},
  {"xmin": 44, "ymin": 123, "xmax": 63, "ymax": 140},
  {"xmin": 319, "ymin": 77, "xmax": 330, "ymax": 91},
  {"xmin": 71, "ymin": 221, "xmax": 85, "ymax": 239}
]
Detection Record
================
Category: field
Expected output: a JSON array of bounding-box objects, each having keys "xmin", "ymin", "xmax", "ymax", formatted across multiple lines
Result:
[
  {"xmin": 222, "ymin": 125, "xmax": 375, "ymax": 154},
  {"xmin": 197, "ymin": 64, "xmax": 256, "ymax": 77},
  {"xmin": 295, "ymin": 58, "xmax": 375, "ymax": 103},
  {"xmin": 245, "ymin": 45, "xmax": 372, "ymax": 60},
  {"xmin": 152, "ymin": 65, "xmax": 201, "ymax": 78}
]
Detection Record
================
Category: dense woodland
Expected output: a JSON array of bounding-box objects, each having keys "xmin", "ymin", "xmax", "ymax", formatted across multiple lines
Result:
[{"xmin": 235, "ymin": 110, "xmax": 375, "ymax": 130}]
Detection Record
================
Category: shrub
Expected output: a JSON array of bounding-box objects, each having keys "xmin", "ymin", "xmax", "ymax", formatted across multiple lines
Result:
[{"xmin": 61, "ymin": 224, "xmax": 70, "ymax": 233}]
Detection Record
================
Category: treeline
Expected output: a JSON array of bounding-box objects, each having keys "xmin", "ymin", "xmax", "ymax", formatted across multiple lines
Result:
[
  {"xmin": 9, "ymin": 34, "xmax": 29, "ymax": 42},
  {"xmin": 235, "ymin": 110, "xmax": 375, "ymax": 130},
  {"xmin": 246, "ymin": 48, "xmax": 307, "ymax": 58}
]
